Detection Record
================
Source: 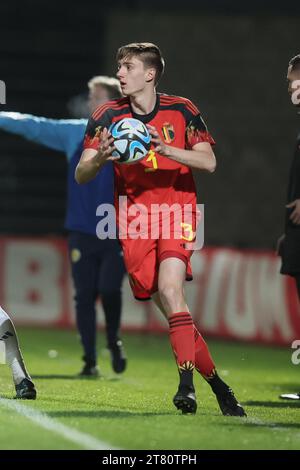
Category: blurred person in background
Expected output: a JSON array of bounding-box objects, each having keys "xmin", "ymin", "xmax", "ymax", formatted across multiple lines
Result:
[
  {"xmin": 278, "ymin": 54, "xmax": 300, "ymax": 400},
  {"xmin": 0, "ymin": 76, "xmax": 127, "ymax": 377},
  {"xmin": 0, "ymin": 305, "xmax": 36, "ymax": 398}
]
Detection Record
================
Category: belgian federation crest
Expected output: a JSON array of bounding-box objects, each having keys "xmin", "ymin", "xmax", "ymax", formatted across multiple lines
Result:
[
  {"xmin": 161, "ymin": 123, "xmax": 175, "ymax": 143},
  {"xmin": 94, "ymin": 126, "xmax": 103, "ymax": 138}
]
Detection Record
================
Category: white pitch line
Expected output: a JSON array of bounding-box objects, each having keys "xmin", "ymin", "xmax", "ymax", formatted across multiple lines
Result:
[{"xmin": 0, "ymin": 398, "xmax": 117, "ymax": 450}]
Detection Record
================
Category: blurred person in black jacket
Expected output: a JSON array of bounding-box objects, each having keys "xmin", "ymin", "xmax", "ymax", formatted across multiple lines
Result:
[{"xmin": 278, "ymin": 54, "xmax": 300, "ymax": 400}]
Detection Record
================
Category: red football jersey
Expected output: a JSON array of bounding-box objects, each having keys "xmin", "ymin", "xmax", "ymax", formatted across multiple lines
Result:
[
  {"xmin": 84, "ymin": 93, "xmax": 215, "ymax": 235},
  {"xmin": 84, "ymin": 94, "xmax": 215, "ymax": 298}
]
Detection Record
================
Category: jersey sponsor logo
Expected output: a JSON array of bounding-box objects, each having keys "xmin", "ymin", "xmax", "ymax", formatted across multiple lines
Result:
[{"xmin": 161, "ymin": 123, "xmax": 175, "ymax": 143}]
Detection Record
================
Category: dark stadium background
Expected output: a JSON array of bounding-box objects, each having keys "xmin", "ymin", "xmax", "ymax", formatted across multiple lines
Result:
[
  {"xmin": 1, "ymin": 0, "xmax": 300, "ymax": 248},
  {"xmin": 1, "ymin": 0, "xmax": 300, "ymax": 453}
]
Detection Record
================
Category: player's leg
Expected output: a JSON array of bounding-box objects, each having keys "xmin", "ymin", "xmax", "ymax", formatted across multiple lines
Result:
[
  {"xmin": 0, "ymin": 306, "xmax": 36, "ymax": 399},
  {"xmin": 193, "ymin": 324, "xmax": 247, "ymax": 416},
  {"xmin": 157, "ymin": 257, "xmax": 197, "ymax": 414},
  {"xmin": 98, "ymin": 238, "xmax": 127, "ymax": 373},
  {"xmin": 152, "ymin": 289, "xmax": 215, "ymax": 379},
  {"xmin": 154, "ymin": 263, "xmax": 246, "ymax": 416},
  {"xmin": 69, "ymin": 232, "xmax": 99, "ymax": 376}
]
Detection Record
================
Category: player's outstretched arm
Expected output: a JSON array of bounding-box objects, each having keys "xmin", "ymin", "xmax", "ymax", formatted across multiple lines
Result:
[
  {"xmin": 75, "ymin": 128, "xmax": 119, "ymax": 184},
  {"xmin": 0, "ymin": 111, "xmax": 85, "ymax": 157}
]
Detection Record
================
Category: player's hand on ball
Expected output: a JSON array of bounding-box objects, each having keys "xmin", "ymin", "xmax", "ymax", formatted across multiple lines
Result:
[
  {"xmin": 286, "ymin": 199, "xmax": 300, "ymax": 225},
  {"xmin": 96, "ymin": 127, "xmax": 119, "ymax": 163},
  {"xmin": 147, "ymin": 124, "xmax": 169, "ymax": 156}
]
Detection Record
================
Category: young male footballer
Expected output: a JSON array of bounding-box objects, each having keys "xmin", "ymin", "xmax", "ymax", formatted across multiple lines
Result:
[{"xmin": 76, "ymin": 42, "xmax": 246, "ymax": 416}]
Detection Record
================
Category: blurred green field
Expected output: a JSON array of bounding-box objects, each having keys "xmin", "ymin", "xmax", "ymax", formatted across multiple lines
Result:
[{"xmin": 0, "ymin": 328, "xmax": 299, "ymax": 450}]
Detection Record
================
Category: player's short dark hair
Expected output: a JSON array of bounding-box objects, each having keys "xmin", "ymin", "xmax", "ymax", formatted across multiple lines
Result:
[
  {"xmin": 116, "ymin": 42, "xmax": 165, "ymax": 85},
  {"xmin": 289, "ymin": 54, "xmax": 300, "ymax": 72}
]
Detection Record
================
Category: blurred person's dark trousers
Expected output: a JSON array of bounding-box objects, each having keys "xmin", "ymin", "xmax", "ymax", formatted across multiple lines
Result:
[{"xmin": 68, "ymin": 232, "xmax": 125, "ymax": 363}]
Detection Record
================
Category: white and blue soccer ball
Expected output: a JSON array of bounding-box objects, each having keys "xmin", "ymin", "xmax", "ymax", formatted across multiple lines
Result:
[{"xmin": 109, "ymin": 118, "xmax": 151, "ymax": 164}]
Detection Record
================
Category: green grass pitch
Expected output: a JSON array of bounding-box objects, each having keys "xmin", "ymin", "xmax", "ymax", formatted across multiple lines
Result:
[{"xmin": 0, "ymin": 328, "xmax": 299, "ymax": 450}]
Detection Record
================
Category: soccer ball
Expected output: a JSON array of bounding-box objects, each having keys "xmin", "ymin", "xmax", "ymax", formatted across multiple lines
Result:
[{"xmin": 109, "ymin": 118, "xmax": 151, "ymax": 164}]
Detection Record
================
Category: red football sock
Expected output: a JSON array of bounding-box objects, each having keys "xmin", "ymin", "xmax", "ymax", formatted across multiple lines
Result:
[
  {"xmin": 168, "ymin": 312, "xmax": 195, "ymax": 371},
  {"xmin": 193, "ymin": 324, "xmax": 216, "ymax": 378}
]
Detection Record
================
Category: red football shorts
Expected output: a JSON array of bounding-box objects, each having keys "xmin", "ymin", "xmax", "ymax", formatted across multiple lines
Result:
[{"xmin": 119, "ymin": 214, "xmax": 196, "ymax": 300}]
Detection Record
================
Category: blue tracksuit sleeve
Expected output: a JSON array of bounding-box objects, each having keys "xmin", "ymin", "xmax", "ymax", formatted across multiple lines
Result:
[{"xmin": 0, "ymin": 111, "xmax": 87, "ymax": 161}]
